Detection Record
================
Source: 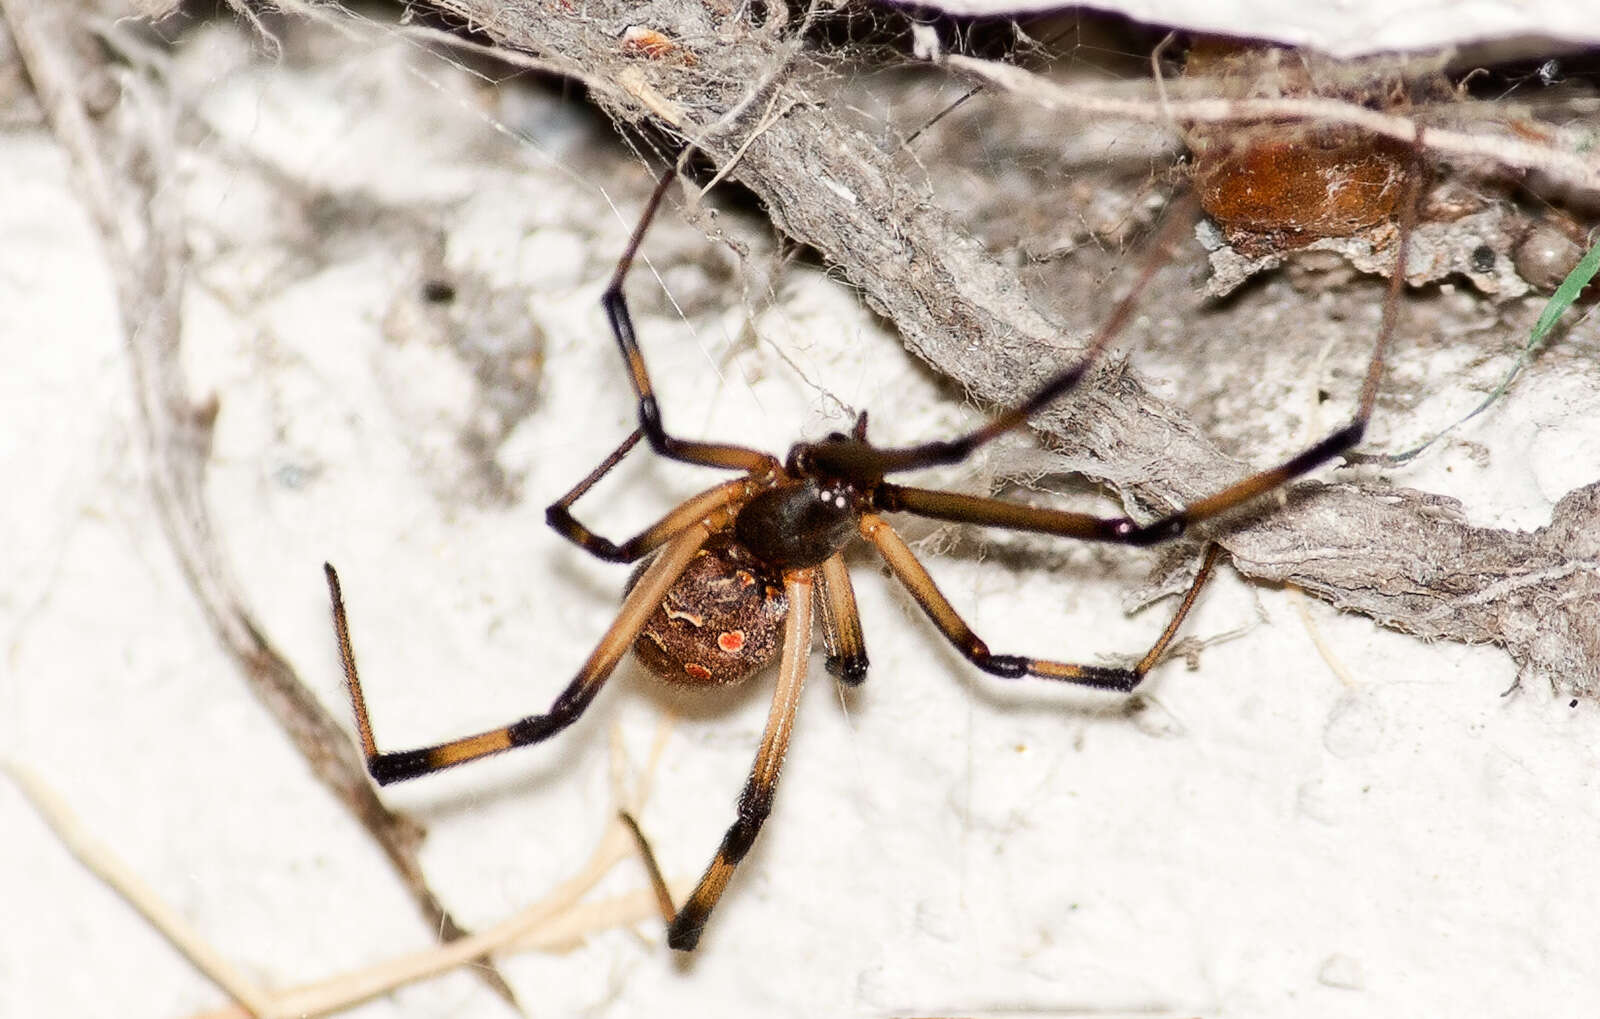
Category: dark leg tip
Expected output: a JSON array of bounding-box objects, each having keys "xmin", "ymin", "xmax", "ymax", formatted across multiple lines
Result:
[
  {"xmin": 666, "ymin": 917, "xmax": 704, "ymax": 952},
  {"xmin": 826, "ymin": 655, "xmax": 869, "ymax": 686},
  {"xmin": 370, "ymin": 749, "xmax": 435, "ymax": 785}
]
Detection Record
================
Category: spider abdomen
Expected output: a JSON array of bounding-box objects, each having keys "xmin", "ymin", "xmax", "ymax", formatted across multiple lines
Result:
[{"xmin": 630, "ymin": 535, "xmax": 789, "ymax": 686}]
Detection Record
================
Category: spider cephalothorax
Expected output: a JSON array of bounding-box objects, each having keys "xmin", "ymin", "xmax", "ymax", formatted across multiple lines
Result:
[{"xmin": 325, "ymin": 147, "xmax": 1418, "ymax": 950}]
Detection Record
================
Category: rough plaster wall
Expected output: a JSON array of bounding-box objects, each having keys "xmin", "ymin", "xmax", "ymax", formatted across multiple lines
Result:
[{"xmin": 4, "ymin": 3, "xmax": 1600, "ymax": 1018}]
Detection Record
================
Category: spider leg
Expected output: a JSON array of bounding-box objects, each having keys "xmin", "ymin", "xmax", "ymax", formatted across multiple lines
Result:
[
  {"xmin": 874, "ymin": 147, "xmax": 1422, "ymax": 546},
  {"xmin": 549, "ymin": 456, "xmax": 754, "ymax": 565},
  {"xmin": 604, "ymin": 167, "xmax": 781, "ymax": 476},
  {"xmin": 860, "ymin": 514, "xmax": 1219, "ymax": 692},
  {"xmin": 666, "ymin": 570, "xmax": 815, "ymax": 951},
  {"xmin": 817, "ymin": 552, "xmax": 868, "ymax": 685},
  {"xmin": 872, "ymin": 376, "xmax": 1374, "ymax": 546},
  {"xmin": 855, "ymin": 192, "xmax": 1199, "ymax": 478},
  {"xmin": 862, "ymin": 132, "xmax": 1423, "ymax": 481},
  {"xmin": 325, "ymin": 511, "xmax": 728, "ymax": 785},
  {"xmin": 545, "ymin": 429, "xmax": 657, "ymax": 561}
]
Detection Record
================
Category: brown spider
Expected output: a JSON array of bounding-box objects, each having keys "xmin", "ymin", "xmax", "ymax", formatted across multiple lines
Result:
[{"xmin": 324, "ymin": 151, "xmax": 1417, "ymax": 951}]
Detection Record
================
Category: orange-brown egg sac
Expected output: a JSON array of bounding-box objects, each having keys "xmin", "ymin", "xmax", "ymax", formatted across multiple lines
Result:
[
  {"xmin": 1181, "ymin": 39, "xmax": 1423, "ymax": 258},
  {"xmin": 628, "ymin": 534, "xmax": 789, "ymax": 686},
  {"xmin": 1193, "ymin": 129, "xmax": 1411, "ymax": 255}
]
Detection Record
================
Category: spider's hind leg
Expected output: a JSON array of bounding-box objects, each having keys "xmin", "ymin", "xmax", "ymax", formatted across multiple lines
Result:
[{"xmin": 861, "ymin": 513, "xmax": 1221, "ymax": 692}]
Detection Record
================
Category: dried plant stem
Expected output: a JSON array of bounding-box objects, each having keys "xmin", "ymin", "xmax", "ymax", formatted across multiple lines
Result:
[
  {"xmin": 5, "ymin": 761, "xmax": 276, "ymax": 1015},
  {"xmin": 10, "ymin": 720, "xmax": 679, "ymax": 1019},
  {"xmin": 945, "ymin": 54, "xmax": 1600, "ymax": 195},
  {"xmin": 178, "ymin": 720, "xmax": 681, "ymax": 1018},
  {"xmin": 189, "ymin": 832, "xmax": 687, "ymax": 1019}
]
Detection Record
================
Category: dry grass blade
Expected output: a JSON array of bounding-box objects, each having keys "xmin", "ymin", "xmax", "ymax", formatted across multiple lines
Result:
[
  {"xmin": 4, "ymin": 762, "xmax": 276, "ymax": 1016},
  {"xmin": 10, "ymin": 722, "xmax": 680, "ymax": 1019}
]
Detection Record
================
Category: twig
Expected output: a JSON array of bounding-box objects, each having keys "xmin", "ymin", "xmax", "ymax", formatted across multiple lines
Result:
[
  {"xmin": 944, "ymin": 54, "xmax": 1600, "ymax": 196},
  {"xmin": 6, "ymin": 720, "xmax": 684, "ymax": 1019},
  {"xmin": 188, "ymin": 830, "xmax": 664, "ymax": 1019},
  {"xmin": 183, "ymin": 719, "xmax": 685, "ymax": 1019}
]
